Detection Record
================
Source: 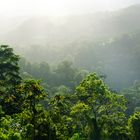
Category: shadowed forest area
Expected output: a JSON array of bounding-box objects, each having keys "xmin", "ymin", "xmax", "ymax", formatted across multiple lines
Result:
[{"xmin": 0, "ymin": 2, "xmax": 140, "ymax": 140}]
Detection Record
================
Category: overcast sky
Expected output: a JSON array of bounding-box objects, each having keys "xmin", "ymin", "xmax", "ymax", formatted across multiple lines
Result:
[{"xmin": 0, "ymin": 0, "xmax": 140, "ymax": 17}]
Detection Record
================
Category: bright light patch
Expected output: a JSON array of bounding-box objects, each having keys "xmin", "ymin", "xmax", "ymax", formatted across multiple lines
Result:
[{"xmin": 0, "ymin": 0, "xmax": 139, "ymax": 17}]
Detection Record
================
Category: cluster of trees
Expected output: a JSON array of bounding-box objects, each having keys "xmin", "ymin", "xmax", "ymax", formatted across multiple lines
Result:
[
  {"xmin": 121, "ymin": 80, "xmax": 140, "ymax": 116},
  {"xmin": 0, "ymin": 45, "xmax": 140, "ymax": 140},
  {"xmin": 74, "ymin": 32, "xmax": 140, "ymax": 90},
  {"xmin": 19, "ymin": 58, "xmax": 89, "ymax": 94},
  {"xmin": 16, "ymin": 30, "xmax": 140, "ymax": 91}
]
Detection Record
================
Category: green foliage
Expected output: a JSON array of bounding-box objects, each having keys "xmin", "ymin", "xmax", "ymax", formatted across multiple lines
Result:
[
  {"xmin": 9, "ymin": 133, "xmax": 21, "ymax": 140},
  {"xmin": 74, "ymin": 73, "xmax": 127, "ymax": 140},
  {"xmin": 69, "ymin": 133, "xmax": 82, "ymax": 140},
  {"xmin": 128, "ymin": 112, "xmax": 140, "ymax": 140},
  {"xmin": 0, "ymin": 133, "xmax": 8, "ymax": 140},
  {"xmin": 49, "ymin": 94, "xmax": 74, "ymax": 140},
  {"xmin": 0, "ymin": 45, "xmax": 21, "ymax": 90},
  {"xmin": 122, "ymin": 80, "xmax": 140, "ymax": 115},
  {"xmin": 17, "ymin": 79, "xmax": 49, "ymax": 139},
  {"xmin": 0, "ymin": 45, "xmax": 139, "ymax": 140},
  {"xmin": 0, "ymin": 45, "xmax": 22, "ymax": 115},
  {"xmin": 71, "ymin": 102, "xmax": 90, "ymax": 115},
  {"xmin": 19, "ymin": 59, "xmax": 86, "ymax": 93},
  {"xmin": 0, "ymin": 115, "xmax": 22, "ymax": 140}
]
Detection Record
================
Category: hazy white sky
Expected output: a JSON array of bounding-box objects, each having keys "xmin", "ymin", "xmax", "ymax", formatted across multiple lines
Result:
[{"xmin": 0, "ymin": 0, "xmax": 140, "ymax": 17}]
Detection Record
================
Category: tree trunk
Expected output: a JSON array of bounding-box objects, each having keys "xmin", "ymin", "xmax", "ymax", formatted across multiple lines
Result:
[{"xmin": 88, "ymin": 117, "xmax": 101, "ymax": 140}]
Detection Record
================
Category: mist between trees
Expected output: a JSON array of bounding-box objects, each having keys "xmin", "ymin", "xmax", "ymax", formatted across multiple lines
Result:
[{"xmin": 0, "ymin": 4, "xmax": 140, "ymax": 140}]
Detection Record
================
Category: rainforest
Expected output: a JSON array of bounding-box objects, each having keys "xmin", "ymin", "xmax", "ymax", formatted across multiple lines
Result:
[{"xmin": 0, "ymin": 1, "xmax": 140, "ymax": 140}]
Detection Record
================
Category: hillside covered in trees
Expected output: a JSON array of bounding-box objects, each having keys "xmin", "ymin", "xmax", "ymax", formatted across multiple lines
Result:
[
  {"xmin": 0, "ymin": 2, "xmax": 140, "ymax": 140},
  {"xmin": 0, "ymin": 44, "xmax": 140, "ymax": 140}
]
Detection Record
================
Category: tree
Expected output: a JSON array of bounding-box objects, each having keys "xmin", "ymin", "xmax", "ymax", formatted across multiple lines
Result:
[
  {"xmin": 49, "ymin": 94, "xmax": 75, "ymax": 140},
  {"xmin": 55, "ymin": 61, "xmax": 78, "ymax": 89},
  {"xmin": 73, "ymin": 73, "xmax": 127, "ymax": 140},
  {"xmin": 17, "ymin": 79, "xmax": 65, "ymax": 140},
  {"xmin": 18, "ymin": 79, "xmax": 48, "ymax": 139},
  {"xmin": 122, "ymin": 80, "xmax": 140, "ymax": 115},
  {"xmin": 0, "ymin": 45, "xmax": 21, "ymax": 114},
  {"xmin": 0, "ymin": 45, "xmax": 21, "ymax": 89}
]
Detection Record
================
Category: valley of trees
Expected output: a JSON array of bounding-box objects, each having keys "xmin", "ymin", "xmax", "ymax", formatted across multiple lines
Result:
[
  {"xmin": 0, "ymin": 4, "xmax": 140, "ymax": 140},
  {"xmin": 0, "ymin": 45, "xmax": 140, "ymax": 140}
]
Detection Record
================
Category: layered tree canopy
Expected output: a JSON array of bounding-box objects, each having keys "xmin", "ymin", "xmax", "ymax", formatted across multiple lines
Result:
[{"xmin": 0, "ymin": 45, "xmax": 139, "ymax": 140}]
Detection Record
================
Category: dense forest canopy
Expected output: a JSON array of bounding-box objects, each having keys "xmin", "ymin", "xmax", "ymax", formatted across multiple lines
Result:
[
  {"xmin": 0, "ymin": 45, "xmax": 140, "ymax": 140},
  {"xmin": 0, "ymin": 2, "xmax": 140, "ymax": 140},
  {"xmin": 0, "ymin": 44, "xmax": 140, "ymax": 139}
]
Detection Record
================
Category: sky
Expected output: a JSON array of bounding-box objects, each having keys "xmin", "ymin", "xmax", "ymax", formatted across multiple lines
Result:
[{"xmin": 0, "ymin": 0, "xmax": 140, "ymax": 17}]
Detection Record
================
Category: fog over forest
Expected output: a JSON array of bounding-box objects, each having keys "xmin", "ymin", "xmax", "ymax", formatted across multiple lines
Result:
[
  {"xmin": 0, "ymin": 1, "xmax": 140, "ymax": 140},
  {"xmin": 0, "ymin": 4, "xmax": 140, "ymax": 90}
]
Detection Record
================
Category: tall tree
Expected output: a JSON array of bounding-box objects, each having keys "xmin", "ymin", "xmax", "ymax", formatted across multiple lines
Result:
[
  {"xmin": 18, "ymin": 80, "xmax": 50, "ymax": 139},
  {"xmin": 0, "ymin": 45, "xmax": 21, "ymax": 114},
  {"xmin": 72, "ymin": 73, "xmax": 127, "ymax": 140}
]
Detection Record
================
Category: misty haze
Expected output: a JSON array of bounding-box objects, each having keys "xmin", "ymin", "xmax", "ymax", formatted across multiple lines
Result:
[{"xmin": 0, "ymin": 0, "xmax": 140, "ymax": 140}]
